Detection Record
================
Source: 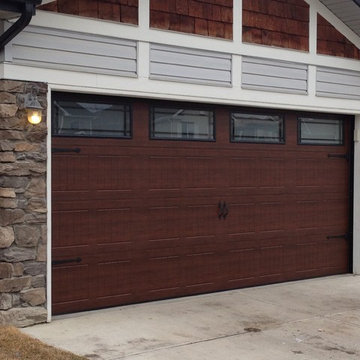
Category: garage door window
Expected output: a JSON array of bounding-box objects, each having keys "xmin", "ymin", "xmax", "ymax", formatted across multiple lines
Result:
[
  {"xmin": 150, "ymin": 107, "xmax": 215, "ymax": 141},
  {"xmin": 231, "ymin": 112, "xmax": 284, "ymax": 143},
  {"xmin": 298, "ymin": 118, "xmax": 343, "ymax": 145},
  {"xmin": 52, "ymin": 94, "xmax": 131, "ymax": 138}
]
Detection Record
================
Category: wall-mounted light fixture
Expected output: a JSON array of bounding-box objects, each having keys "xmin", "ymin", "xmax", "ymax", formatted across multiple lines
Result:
[{"xmin": 23, "ymin": 86, "xmax": 44, "ymax": 125}]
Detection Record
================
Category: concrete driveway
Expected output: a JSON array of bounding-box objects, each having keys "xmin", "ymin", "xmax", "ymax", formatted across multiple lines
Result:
[{"xmin": 23, "ymin": 275, "xmax": 360, "ymax": 360}]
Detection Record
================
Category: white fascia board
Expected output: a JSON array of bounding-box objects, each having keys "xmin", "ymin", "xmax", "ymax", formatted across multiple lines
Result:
[
  {"xmin": 304, "ymin": 0, "xmax": 360, "ymax": 49},
  {"xmin": 3, "ymin": 63, "xmax": 360, "ymax": 114},
  {"xmin": 32, "ymin": 11, "xmax": 360, "ymax": 72}
]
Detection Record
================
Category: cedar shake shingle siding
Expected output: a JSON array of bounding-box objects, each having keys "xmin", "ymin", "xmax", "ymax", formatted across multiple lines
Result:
[
  {"xmin": 317, "ymin": 15, "xmax": 360, "ymax": 60},
  {"xmin": 38, "ymin": 0, "xmax": 139, "ymax": 25},
  {"xmin": 150, "ymin": 0, "xmax": 233, "ymax": 39},
  {"xmin": 242, "ymin": 0, "xmax": 309, "ymax": 51}
]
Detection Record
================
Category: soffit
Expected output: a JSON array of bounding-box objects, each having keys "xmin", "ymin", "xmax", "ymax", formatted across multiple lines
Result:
[{"xmin": 319, "ymin": 0, "xmax": 360, "ymax": 36}]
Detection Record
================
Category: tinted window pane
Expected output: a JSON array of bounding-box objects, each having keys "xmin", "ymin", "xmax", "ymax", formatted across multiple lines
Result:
[
  {"xmin": 299, "ymin": 118, "xmax": 343, "ymax": 145},
  {"xmin": 52, "ymin": 98, "xmax": 131, "ymax": 138},
  {"xmin": 231, "ymin": 113, "xmax": 284, "ymax": 143},
  {"xmin": 151, "ymin": 107, "xmax": 214, "ymax": 141}
]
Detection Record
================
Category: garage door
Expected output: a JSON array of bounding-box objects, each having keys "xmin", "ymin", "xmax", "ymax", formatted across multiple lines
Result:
[{"xmin": 51, "ymin": 93, "xmax": 352, "ymax": 315}]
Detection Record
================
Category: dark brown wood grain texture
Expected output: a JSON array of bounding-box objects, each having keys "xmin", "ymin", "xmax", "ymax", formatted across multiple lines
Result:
[
  {"xmin": 242, "ymin": 0, "xmax": 309, "ymax": 51},
  {"xmin": 150, "ymin": 0, "xmax": 233, "ymax": 39},
  {"xmin": 39, "ymin": 0, "xmax": 138, "ymax": 24},
  {"xmin": 317, "ymin": 15, "xmax": 360, "ymax": 59},
  {"xmin": 52, "ymin": 101, "xmax": 351, "ymax": 314}
]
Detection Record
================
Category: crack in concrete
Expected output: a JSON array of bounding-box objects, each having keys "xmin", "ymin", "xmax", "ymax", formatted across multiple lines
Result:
[{"xmin": 110, "ymin": 329, "xmax": 258, "ymax": 360}]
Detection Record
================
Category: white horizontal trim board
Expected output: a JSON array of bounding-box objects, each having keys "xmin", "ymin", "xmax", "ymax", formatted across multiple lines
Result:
[
  {"xmin": 242, "ymin": 57, "xmax": 308, "ymax": 94},
  {"xmin": 317, "ymin": 66, "xmax": 360, "ymax": 100},
  {"xmin": 32, "ymin": 11, "xmax": 360, "ymax": 72},
  {"xmin": 150, "ymin": 43, "xmax": 232, "ymax": 86},
  {"xmin": 8, "ymin": 25, "xmax": 137, "ymax": 77}
]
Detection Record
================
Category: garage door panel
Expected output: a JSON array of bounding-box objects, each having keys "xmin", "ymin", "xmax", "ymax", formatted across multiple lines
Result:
[
  {"xmin": 184, "ymin": 235, "xmax": 220, "ymax": 255},
  {"xmin": 183, "ymin": 156, "xmax": 218, "ymax": 189},
  {"xmin": 52, "ymin": 209, "xmax": 91, "ymax": 249},
  {"xmin": 296, "ymin": 198, "xmax": 348, "ymax": 229},
  {"xmin": 227, "ymin": 248, "xmax": 259, "ymax": 282},
  {"xmin": 185, "ymin": 204, "xmax": 219, "ymax": 236},
  {"xmin": 184, "ymin": 253, "xmax": 223, "ymax": 288},
  {"xmin": 259, "ymin": 158, "xmax": 286, "ymax": 187},
  {"xmin": 225, "ymin": 203, "xmax": 256, "ymax": 234},
  {"xmin": 147, "ymin": 156, "xmax": 183, "ymax": 190},
  {"xmin": 295, "ymin": 242, "xmax": 319, "ymax": 273},
  {"xmin": 228, "ymin": 157, "xmax": 258, "ymax": 188},
  {"xmin": 144, "ymin": 256, "xmax": 184, "ymax": 294},
  {"xmin": 95, "ymin": 260, "xmax": 134, "ymax": 299},
  {"xmin": 258, "ymin": 246, "xmax": 284, "ymax": 277},
  {"xmin": 225, "ymin": 157, "xmax": 286, "ymax": 188},
  {"xmin": 52, "ymin": 154, "xmax": 90, "ymax": 192},
  {"xmin": 319, "ymin": 240, "xmax": 349, "ymax": 271},
  {"xmin": 296, "ymin": 158, "xmax": 348, "ymax": 188},
  {"xmin": 325, "ymin": 199, "xmax": 348, "ymax": 228},
  {"xmin": 296, "ymin": 200, "xmax": 327, "ymax": 229},
  {"xmin": 255, "ymin": 202, "xmax": 285, "ymax": 232},
  {"xmin": 227, "ymin": 233, "xmax": 257, "ymax": 249},
  {"xmin": 146, "ymin": 205, "xmax": 183, "ymax": 238},
  {"xmin": 92, "ymin": 207, "xmax": 135, "ymax": 244},
  {"xmin": 93, "ymin": 155, "xmax": 135, "ymax": 191},
  {"xmin": 52, "ymin": 264, "xmax": 90, "ymax": 304},
  {"xmin": 296, "ymin": 158, "xmax": 324, "ymax": 187}
]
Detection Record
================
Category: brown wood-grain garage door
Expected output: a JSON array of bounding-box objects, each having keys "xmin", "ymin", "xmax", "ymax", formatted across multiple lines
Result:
[{"xmin": 52, "ymin": 97, "xmax": 351, "ymax": 315}]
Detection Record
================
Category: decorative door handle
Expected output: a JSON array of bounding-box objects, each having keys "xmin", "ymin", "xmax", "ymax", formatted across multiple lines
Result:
[
  {"xmin": 217, "ymin": 201, "xmax": 229, "ymax": 220},
  {"xmin": 223, "ymin": 202, "xmax": 229, "ymax": 219},
  {"xmin": 217, "ymin": 201, "xmax": 224, "ymax": 219}
]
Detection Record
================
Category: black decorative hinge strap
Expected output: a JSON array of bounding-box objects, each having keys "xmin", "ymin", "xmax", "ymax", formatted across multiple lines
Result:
[
  {"xmin": 52, "ymin": 148, "xmax": 81, "ymax": 153},
  {"xmin": 327, "ymin": 153, "xmax": 349, "ymax": 161},
  {"xmin": 52, "ymin": 257, "xmax": 82, "ymax": 266},
  {"xmin": 326, "ymin": 234, "xmax": 348, "ymax": 240}
]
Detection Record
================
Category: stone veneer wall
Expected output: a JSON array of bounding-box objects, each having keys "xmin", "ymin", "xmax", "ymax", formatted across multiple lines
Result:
[{"xmin": 0, "ymin": 80, "xmax": 48, "ymax": 327}]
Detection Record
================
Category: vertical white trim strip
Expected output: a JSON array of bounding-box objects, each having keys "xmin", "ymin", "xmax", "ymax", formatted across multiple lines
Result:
[
  {"xmin": 308, "ymin": 65, "xmax": 316, "ymax": 96},
  {"xmin": 138, "ymin": 41, "xmax": 150, "ymax": 80},
  {"xmin": 233, "ymin": 0, "xmax": 242, "ymax": 44},
  {"xmin": 232, "ymin": 54, "xmax": 242, "ymax": 88},
  {"xmin": 139, "ymin": 0, "xmax": 150, "ymax": 30},
  {"xmin": 309, "ymin": 2, "xmax": 317, "ymax": 55},
  {"xmin": 4, "ymin": 42, "xmax": 13, "ymax": 62},
  {"xmin": 46, "ymin": 87, "xmax": 52, "ymax": 322},
  {"xmin": 354, "ymin": 115, "xmax": 360, "ymax": 274}
]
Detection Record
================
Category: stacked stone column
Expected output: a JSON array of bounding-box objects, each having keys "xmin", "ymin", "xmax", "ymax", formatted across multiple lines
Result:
[{"xmin": 0, "ymin": 80, "xmax": 47, "ymax": 327}]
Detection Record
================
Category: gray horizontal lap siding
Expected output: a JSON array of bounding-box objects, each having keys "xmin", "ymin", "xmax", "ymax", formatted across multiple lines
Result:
[
  {"xmin": 317, "ymin": 66, "xmax": 360, "ymax": 100},
  {"xmin": 150, "ymin": 44, "xmax": 232, "ymax": 86},
  {"xmin": 242, "ymin": 57, "xmax": 308, "ymax": 95},
  {"xmin": 8, "ymin": 26, "xmax": 137, "ymax": 77}
]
